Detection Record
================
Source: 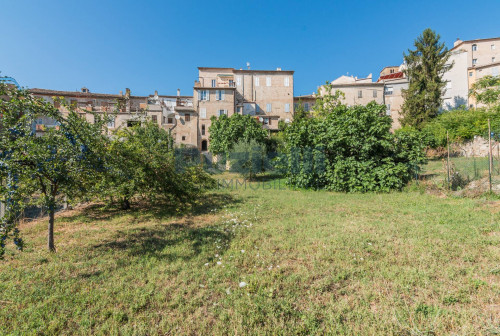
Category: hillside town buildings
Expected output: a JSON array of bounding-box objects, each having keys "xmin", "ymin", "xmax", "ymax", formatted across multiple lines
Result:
[{"xmin": 3, "ymin": 35, "xmax": 497, "ymax": 151}]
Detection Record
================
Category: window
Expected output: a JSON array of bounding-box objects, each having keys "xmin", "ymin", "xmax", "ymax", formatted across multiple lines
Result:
[
  {"xmin": 285, "ymin": 103, "xmax": 290, "ymax": 113},
  {"xmin": 107, "ymin": 117, "xmax": 115, "ymax": 128},
  {"xmin": 284, "ymin": 76, "xmax": 290, "ymax": 87},
  {"xmin": 200, "ymin": 108, "xmax": 206, "ymax": 119},
  {"xmin": 218, "ymin": 109, "xmax": 227, "ymax": 116},
  {"xmin": 255, "ymin": 77, "xmax": 260, "ymax": 86},
  {"xmin": 211, "ymin": 79, "xmax": 216, "ymax": 87},
  {"xmin": 216, "ymin": 90, "xmax": 225, "ymax": 101},
  {"xmin": 472, "ymin": 58, "xmax": 477, "ymax": 65},
  {"xmin": 53, "ymin": 100, "xmax": 61, "ymax": 108},
  {"xmin": 304, "ymin": 103, "xmax": 309, "ymax": 111},
  {"xmin": 182, "ymin": 136, "xmax": 186, "ymax": 141},
  {"xmin": 199, "ymin": 90, "xmax": 209, "ymax": 101},
  {"xmin": 492, "ymin": 44, "xmax": 496, "ymax": 50},
  {"xmin": 373, "ymin": 90, "xmax": 377, "ymax": 98},
  {"xmin": 201, "ymin": 124, "xmax": 206, "ymax": 135},
  {"xmin": 167, "ymin": 117, "xmax": 173, "ymax": 124},
  {"xmin": 358, "ymin": 90, "xmax": 362, "ymax": 98},
  {"xmin": 390, "ymin": 69, "xmax": 395, "ymax": 74},
  {"xmin": 266, "ymin": 77, "xmax": 271, "ymax": 86},
  {"xmin": 472, "ymin": 44, "xmax": 477, "ymax": 51},
  {"xmin": 151, "ymin": 115, "xmax": 157, "ymax": 123},
  {"xmin": 237, "ymin": 106, "xmax": 242, "ymax": 113},
  {"xmin": 386, "ymin": 104, "xmax": 391, "ymax": 116},
  {"xmin": 266, "ymin": 103, "xmax": 272, "ymax": 112},
  {"xmin": 236, "ymin": 76, "xmax": 241, "ymax": 86},
  {"xmin": 201, "ymin": 140, "xmax": 208, "ymax": 151},
  {"xmin": 185, "ymin": 113, "xmax": 190, "ymax": 122},
  {"xmin": 384, "ymin": 86, "xmax": 393, "ymax": 95},
  {"xmin": 469, "ymin": 71, "xmax": 473, "ymax": 77},
  {"xmin": 493, "ymin": 57, "xmax": 496, "ymax": 63}
]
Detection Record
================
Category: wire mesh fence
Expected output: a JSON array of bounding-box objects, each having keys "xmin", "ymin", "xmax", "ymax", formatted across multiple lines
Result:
[{"xmin": 419, "ymin": 120, "xmax": 500, "ymax": 195}]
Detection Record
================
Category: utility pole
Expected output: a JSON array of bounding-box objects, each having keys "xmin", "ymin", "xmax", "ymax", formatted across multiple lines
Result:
[
  {"xmin": 447, "ymin": 131, "xmax": 451, "ymax": 189},
  {"xmin": 488, "ymin": 119, "xmax": 493, "ymax": 193}
]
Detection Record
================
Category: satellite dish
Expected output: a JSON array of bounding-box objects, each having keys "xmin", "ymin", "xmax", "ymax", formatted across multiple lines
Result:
[
  {"xmin": 175, "ymin": 115, "xmax": 181, "ymax": 120},
  {"xmin": 258, "ymin": 117, "xmax": 264, "ymax": 122}
]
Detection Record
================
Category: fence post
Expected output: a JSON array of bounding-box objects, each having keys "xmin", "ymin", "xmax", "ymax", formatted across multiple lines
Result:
[
  {"xmin": 488, "ymin": 119, "xmax": 493, "ymax": 193},
  {"xmin": 446, "ymin": 131, "xmax": 451, "ymax": 189}
]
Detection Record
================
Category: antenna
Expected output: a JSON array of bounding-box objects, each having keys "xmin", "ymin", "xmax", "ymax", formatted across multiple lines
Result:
[{"xmin": 246, "ymin": 62, "xmax": 250, "ymax": 70}]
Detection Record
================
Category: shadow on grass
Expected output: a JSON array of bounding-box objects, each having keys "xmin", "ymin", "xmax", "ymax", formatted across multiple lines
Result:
[
  {"xmin": 63, "ymin": 192, "xmax": 241, "ymax": 224},
  {"xmin": 93, "ymin": 219, "xmax": 231, "ymax": 261},
  {"xmin": 62, "ymin": 192, "xmax": 243, "ymax": 262}
]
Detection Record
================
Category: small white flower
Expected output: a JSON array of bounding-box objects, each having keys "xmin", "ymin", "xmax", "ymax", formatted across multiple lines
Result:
[
  {"xmin": 204, "ymin": 263, "xmax": 209, "ymax": 266},
  {"xmin": 226, "ymin": 288, "xmax": 231, "ymax": 295},
  {"xmin": 199, "ymin": 284, "xmax": 205, "ymax": 288},
  {"xmin": 239, "ymin": 282, "xmax": 247, "ymax": 288},
  {"xmin": 215, "ymin": 254, "xmax": 219, "ymax": 257},
  {"xmin": 241, "ymin": 250, "xmax": 245, "ymax": 253},
  {"xmin": 217, "ymin": 261, "xmax": 222, "ymax": 265},
  {"xmin": 360, "ymin": 257, "xmax": 364, "ymax": 261}
]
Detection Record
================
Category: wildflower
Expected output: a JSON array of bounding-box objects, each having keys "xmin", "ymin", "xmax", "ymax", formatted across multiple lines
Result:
[
  {"xmin": 217, "ymin": 261, "xmax": 222, "ymax": 265},
  {"xmin": 241, "ymin": 250, "xmax": 245, "ymax": 253},
  {"xmin": 225, "ymin": 288, "xmax": 231, "ymax": 295},
  {"xmin": 239, "ymin": 282, "xmax": 247, "ymax": 288},
  {"xmin": 204, "ymin": 263, "xmax": 209, "ymax": 266}
]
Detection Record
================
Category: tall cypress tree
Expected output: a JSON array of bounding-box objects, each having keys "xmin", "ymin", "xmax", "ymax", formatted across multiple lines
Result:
[{"xmin": 400, "ymin": 29, "xmax": 451, "ymax": 128}]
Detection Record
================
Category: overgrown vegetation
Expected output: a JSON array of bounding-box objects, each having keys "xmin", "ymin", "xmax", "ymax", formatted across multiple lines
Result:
[
  {"xmin": 278, "ymin": 98, "xmax": 426, "ymax": 192},
  {"xmin": 208, "ymin": 114, "xmax": 268, "ymax": 156},
  {"xmin": 0, "ymin": 84, "xmax": 214, "ymax": 256}
]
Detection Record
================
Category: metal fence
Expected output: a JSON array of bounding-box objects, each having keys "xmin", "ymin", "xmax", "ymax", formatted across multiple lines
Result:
[{"xmin": 419, "ymin": 120, "xmax": 500, "ymax": 195}]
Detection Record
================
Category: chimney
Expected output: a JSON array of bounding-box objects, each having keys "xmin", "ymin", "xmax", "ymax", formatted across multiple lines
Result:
[
  {"xmin": 119, "ymin": 90, "xmax": 123, "ymax": 96},
  {"xmin": 177, "ymin": 88, "xmax": 180, "ymax": 97},
  {"xmin": 81, "ymin": 87, "xmax": 89, "ymax": 93},
  {"xmin": 125, "ymin": 88, "xmax": 131, "ymax": 98},
  {"xmin": 154, "ymin": 90, "xmax": 158, "ymax": 96},
  {"xmin": 276, "ymin": 67, "xmax": 282, "ymax": 71},
  {"xmin": 454, "ymin": 38, "xmax": 463, "ymax": 47}
]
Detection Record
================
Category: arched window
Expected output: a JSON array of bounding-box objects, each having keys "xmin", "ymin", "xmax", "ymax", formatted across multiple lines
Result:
[
  {"xmin": 201, "ymin": 140, "xmax": 208, "ymax": 152},
  {"xmin": 472, "ymin": 44, "xmax": 477, "ymax": 51}
]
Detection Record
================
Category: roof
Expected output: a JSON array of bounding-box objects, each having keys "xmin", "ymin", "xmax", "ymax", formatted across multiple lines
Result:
[
  {"xmin": 377, "ymin": 71, "xmax": 405, "ymax": 82},
  {"xmin": 468, "ymin": 61, "xmax": 500, "ymax": 70},
  {"xmin": 174, "ymin": 106, "xmax": 196, "ymax": 112},
  {"xmin": 451, "ymin": 37, "xmax": 500, "ymax": 51},
  {"xmin": 29, "ymin": 88, "xmax": 150, "ymax": 100},
  {"xmin": 294, "ymin": 94, "xmax": 317, "ymax": 100},
  {"xmin": 150, "ymin": 94, "xmax": 193, "ymax": 99},
  {"xmin": 197, "ymin": 66, "xmax": 294, "ymax": 74}
]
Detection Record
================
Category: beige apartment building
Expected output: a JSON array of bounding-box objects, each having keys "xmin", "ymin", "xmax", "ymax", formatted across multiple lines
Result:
[
  {"xmin": 445, "ymin": 37, "xmax": 500, "ymax": 108},
  {"xmin": 194, "ymin": 67, "xmax": 294, "ymax": 151}
]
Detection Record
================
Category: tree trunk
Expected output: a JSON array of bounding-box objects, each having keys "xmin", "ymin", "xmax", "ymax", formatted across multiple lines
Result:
[
  {"xmin": 48, "ymin": 209, "xmax": 56, "ymax": 252},
  {"xmin": 121, "ymin": 198, "xmax": 131, "ymax": 210}
]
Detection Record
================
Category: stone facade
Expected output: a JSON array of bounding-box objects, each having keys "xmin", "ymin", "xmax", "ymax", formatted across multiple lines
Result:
[{"xmin": 194, "ymin": 67, "xmax": 294, "ymax": 151}]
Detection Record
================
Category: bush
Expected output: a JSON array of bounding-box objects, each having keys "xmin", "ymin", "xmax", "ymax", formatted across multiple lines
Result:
[
  {"xmin": 280, "ymin": 102, "xmax": 425, "ymax": 192},
  {"xmin": 229, "ymin": 140, "xmax": 269, "ymax": 180},
  {"xmin": 422, "ymin": 108, "xmax": 500, "ymax": 147}
]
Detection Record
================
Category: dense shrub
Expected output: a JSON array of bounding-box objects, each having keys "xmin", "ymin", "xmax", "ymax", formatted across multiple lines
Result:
[
  {"xmin": 422, "ymin": 108, "xmax": 500, "ymax": 147},
  {"xmin": 208, "ymin": 114, "xmax": 268, "ymax": 156},
  {"xmin": 280, "ymin": 102, "xmax": 426, "ymax": 192}
]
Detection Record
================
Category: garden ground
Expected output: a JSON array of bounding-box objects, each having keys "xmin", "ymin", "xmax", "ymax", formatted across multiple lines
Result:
[{"xmin": 1, "ymin": 173, "xmax": 499, "ymax": 335}]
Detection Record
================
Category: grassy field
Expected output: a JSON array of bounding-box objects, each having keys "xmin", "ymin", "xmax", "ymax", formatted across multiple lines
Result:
[{"xmin": 1, "ymin": 173, "xmax": 499, "ymax": 335}]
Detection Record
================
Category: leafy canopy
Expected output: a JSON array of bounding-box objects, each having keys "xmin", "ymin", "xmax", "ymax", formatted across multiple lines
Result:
[{"xmin": 208, "ymin": 114, "xmax": 267, "ymax": 155}]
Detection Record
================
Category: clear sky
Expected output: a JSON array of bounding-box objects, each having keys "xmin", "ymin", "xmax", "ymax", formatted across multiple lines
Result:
[{"xmin": 1, "ymin": 0, "xmax": 499, "ymax": 97}]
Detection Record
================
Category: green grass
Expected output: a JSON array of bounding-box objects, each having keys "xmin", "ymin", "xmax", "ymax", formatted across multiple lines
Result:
[{"xmin": 1, "ymin": 173, "xmax": 500, "ymax": 335}]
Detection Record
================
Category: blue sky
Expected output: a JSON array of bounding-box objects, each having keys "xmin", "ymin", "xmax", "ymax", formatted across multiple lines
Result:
[{"xmin": 1, "ymin": 0, "xmax": 499, "ymax": 96}]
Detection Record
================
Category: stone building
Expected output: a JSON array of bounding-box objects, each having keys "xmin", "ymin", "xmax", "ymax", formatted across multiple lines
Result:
[
  {"xmin": 446, "ymin": 37, "xmax": 500, "ymax": 109},
  {"xmin": 194, "ymin": 67, "xmax": 294, "ymax": 151}
]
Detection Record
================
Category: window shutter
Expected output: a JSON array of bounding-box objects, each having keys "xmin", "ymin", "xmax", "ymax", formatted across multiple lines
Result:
[
  {"xmin": 215, "ymin": 90, "xmax": 219, "ymax": 101},
  {"xmin": 221, "ymin": 90, "xmax": 225, "ymax": 101},
  {"xmin": 255, "ymin": 77, "xmax": 259, "ymax": 86}
]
